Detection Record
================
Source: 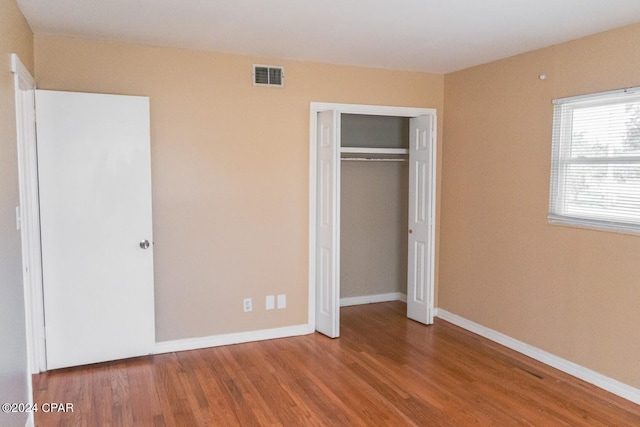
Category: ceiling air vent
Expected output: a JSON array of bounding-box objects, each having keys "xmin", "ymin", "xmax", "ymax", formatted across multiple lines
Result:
[{"xmin": 253, "ymin": 64, "xmax": 284, "ymax": 87}]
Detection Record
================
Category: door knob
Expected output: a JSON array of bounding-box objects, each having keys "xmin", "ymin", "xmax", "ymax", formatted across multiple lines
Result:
[{"xmin": 139, "ymin": 240, "xmax": 151, "ymax": 249}]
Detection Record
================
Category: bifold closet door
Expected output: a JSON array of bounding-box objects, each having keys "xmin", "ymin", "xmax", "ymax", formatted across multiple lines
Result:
[
  {"xmin": 407, "ymin": 115, "xmax": 435, "ymax": 325},
  {"xmin": 36, "ymin": 90, "xmax": 156, "ymax": 370},
  {"xmin": 315, "ymin": 110, "xmax": 341, "ymax": 338}
]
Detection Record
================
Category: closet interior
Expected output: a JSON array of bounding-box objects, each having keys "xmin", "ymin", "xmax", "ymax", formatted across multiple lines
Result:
[{"xmin": 340, "ymin": 114, "xmax": 410, "ymax": 305}]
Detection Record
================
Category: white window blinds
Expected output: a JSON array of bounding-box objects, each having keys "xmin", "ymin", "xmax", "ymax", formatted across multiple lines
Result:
[{"xmin": 549, "ymin": 87, "xmax": 640, "ymax": 234}]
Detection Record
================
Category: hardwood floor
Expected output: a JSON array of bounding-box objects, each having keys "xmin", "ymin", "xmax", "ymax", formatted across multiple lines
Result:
[{"xmin": 33, "ymin": 301, "xmax": 640, "ymax": 426}]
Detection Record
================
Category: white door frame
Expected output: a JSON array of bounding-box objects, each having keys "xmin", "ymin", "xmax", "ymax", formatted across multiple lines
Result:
[
  {"xmin": 11, "ymin": 53, "xmax": 47, "ymax": 373},
  {"xmin": 308, "ymin": 102, "xmax": 437, "ymax": 333}
]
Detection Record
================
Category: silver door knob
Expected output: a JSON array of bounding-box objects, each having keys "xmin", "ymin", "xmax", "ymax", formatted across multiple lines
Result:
[{"xmin": 140, "ymin": 240, "xmax": 150, "ymax": 249}]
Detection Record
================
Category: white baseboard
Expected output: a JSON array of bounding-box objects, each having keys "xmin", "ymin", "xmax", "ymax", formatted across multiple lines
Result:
[
  {"xmin": 435, "ymin": 308, "xmax": 640, "ymax": 406},
  {"xmin": 154, "ymin": 293, "xmax": 407, "ymax": 354},
  {"xmin": 154, "ymin": 323, "xmax": 314, "ymax": 355},
  {"xmin": 340, "ymin": 292, "xmax": 407, "ymax": 307}
]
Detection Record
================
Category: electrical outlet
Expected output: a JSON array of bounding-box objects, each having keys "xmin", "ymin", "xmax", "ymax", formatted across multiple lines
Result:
[
  {"xmin": 243, "ymin": 297, "xmax": 252, "ymax": 312},
  {"xmin": 277, "ymin": 294, "xmax": 286, "ymax": 309},
  {"xmin": 266, "ymin": 295, "xmax": 275, "ymax": 310}
]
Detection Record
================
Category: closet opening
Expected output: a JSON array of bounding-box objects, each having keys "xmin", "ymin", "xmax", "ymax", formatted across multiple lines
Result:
[
  {"xmin": 340, "ymin": 114, "xmax": 410, "ymax": 308},
  {"xmin": 309, "ymin": 103, "xmax": 437, "ymax": 339}
]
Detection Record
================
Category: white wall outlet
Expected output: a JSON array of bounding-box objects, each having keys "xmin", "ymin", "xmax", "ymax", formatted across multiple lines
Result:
[
  {"xmin": 243, "ymin": 297, "xmax": 252, "ymax": 312},
  {"xmin": 266, "ymin": 295, "xmax": 275, "ymax": 310},
  {"xmin": 277, "ymin": 294, "xmax": 286, "ymax": 309}
]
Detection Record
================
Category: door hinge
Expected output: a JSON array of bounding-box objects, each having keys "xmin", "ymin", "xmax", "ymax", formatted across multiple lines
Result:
[{"xmin": 15, "ymin": 206, "xmax": 21, "ymax": 230}]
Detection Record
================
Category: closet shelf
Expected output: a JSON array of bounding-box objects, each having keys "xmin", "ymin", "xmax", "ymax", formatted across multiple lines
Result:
[{"xmin": 341, "ymin": 147, "xmax": 408, "ymax": 162}]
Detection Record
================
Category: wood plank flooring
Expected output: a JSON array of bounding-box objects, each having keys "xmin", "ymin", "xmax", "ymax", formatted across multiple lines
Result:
[{"xmin": 33, "ymin": 301, "xmax": 640, "ymax": 426}]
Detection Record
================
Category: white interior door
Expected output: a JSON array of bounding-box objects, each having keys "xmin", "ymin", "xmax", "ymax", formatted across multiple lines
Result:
[
  {"xmin": 407, "ymin": 115, "xmax": 436, "ymax": 324},
  {"xmin": 36, "ymin": 90, "xmax": 155, "ymax": 370},
  {"xmin": 315, "ymin": 110, "xmax": 341, "ymax": 338}
]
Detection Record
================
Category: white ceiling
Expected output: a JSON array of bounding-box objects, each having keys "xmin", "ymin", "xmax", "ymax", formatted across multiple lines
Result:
[{"xmin": 17, "ymin": 0, "xmax": 640, "ymax": 73}]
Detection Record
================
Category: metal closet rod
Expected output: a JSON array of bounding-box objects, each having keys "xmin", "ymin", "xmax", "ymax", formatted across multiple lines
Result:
[{"xmin": 341, "ymin": 157, "xmax": 407, "ymax": 162}]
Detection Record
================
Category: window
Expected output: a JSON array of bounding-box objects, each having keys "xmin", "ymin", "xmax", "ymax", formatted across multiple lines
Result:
[{"xmin": 549, "ymin": 87, "xmax": 640, "ymax": 234}]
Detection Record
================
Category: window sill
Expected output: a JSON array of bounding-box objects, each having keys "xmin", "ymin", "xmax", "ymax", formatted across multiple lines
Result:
[{"xmin": 547, "ymin": 216, "xmax": 640, "ymax": 236}]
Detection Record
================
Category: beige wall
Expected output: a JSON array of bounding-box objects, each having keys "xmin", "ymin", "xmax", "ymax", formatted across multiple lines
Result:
[
  {"xmin": 341, "ymin": 161, "xmax": 408, "ymax": 298},
  {"xmin": 0, "ymin": 0, "xmax": 33, "ymax": 426},
  {"xmin": 34, "ymin": 35, "xmax": 444, "ymax": 341},
  {"xmin": 441, "ymin": 23, "xmax": 640, "ymax": 388}
]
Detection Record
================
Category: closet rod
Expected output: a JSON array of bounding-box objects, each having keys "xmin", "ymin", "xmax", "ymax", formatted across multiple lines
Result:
[{"xmin": 341, "ymin": 157, "xmax": 407, "ymax": 162}]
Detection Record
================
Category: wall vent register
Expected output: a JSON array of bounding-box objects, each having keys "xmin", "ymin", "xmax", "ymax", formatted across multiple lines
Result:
[{"xmin": 253, "ymin": 65, "xmax": 284, "ymax": 87}]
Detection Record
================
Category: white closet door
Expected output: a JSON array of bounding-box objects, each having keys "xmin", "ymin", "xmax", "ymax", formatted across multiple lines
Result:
[
  {"xmin": 407, "ymin": 115, "xmax": 436, "ymax": 325},
  {"xmin": 315, "ymin": 110, "xmax": 341, "ymax": 338},
  {"xmin": 36, "ymin": 90, "xmax": 155, "ymax": 370}
]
